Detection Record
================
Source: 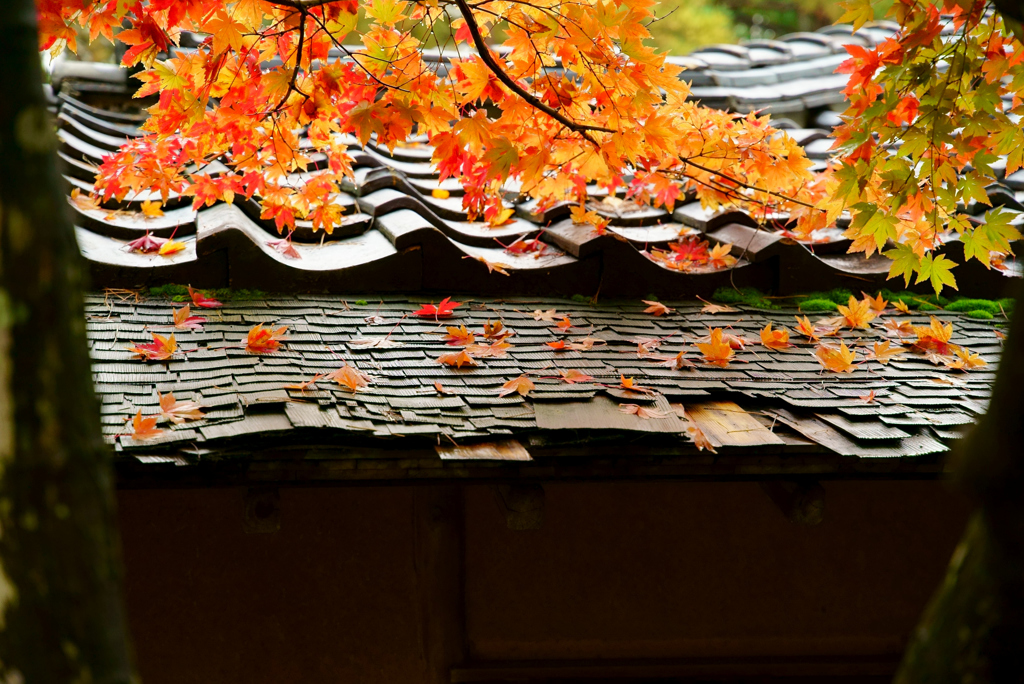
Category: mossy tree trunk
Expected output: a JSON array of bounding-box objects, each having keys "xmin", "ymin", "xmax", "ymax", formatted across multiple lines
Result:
[
  {"xmin": 0, "ymin": 1, "xmax": 136, "ymax": 681},
  {"xmin": 895, "ymin": 285, "xmax": 1024, "ymax": 683}
]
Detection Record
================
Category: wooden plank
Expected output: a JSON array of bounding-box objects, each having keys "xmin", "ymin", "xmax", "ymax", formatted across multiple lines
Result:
[
  {"xmin": 435, "ymin": 439, "xmax": 532, "ymax": 461},
  {"xmin": 815, "ymin": 413, "xmax": 910, "ymax": 441},
  {"xmin": 685, "ymin": 401, "xmax": 785, "ymax": 447},
  {"xmin": 534, "ymin": 395, "xmax": 687, "ymax": 433}
]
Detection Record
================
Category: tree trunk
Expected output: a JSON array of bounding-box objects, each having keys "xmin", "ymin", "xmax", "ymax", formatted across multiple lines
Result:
[
  {"xmin": 895, "ymin": 283, "xmax": 1024, "ymax": 683},
  {"xmin": 0, "ymin": 2, "xmax": 136, "ymax": 681}
]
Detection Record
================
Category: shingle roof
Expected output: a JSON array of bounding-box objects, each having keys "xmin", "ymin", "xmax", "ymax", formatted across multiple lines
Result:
[
  {"xmin": 92, "ymin": 292, "xmax": 1000, "ymax": 482},
  {"xmin": 51, "ymin": 22, "xmax": 1023, "ymax": 299}
]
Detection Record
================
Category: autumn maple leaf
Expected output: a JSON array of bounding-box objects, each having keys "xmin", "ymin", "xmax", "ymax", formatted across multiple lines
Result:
[
  {"xmin": 618, "ymin": 403, "xmax": 668, "ymax": 419},
  {"xmin": 944, "ymin": 347, "xmax": 987, "ymax": 371},
  {"xmin": 883, "ymin": 319, "xmax": 915, "ymax": 338},
  {"xmin": 158, "ymin": 238, "xmax": 186, "ymax": 256},
  {"xmin": 159, "ymin": 392, "xmax": 204, "ymax": 424},
  {"xmin": 188, "ymin": 286, "xmax": 222, "ymax": 308},
  {"xmin": 498, "ymin": 375, "xmax": 535, "ymax": 397},
  {"xmin": 697, "ymin": 297, "xmax": 737, "ymax": 314},
  {"xmin": 759, "ymin": 322, "xmax": 792, "ymax": 350},
  {"xmin": 650, "ymin": 351, "xmax": 695, "ymax": 370},
  {"xmin": 559, "ymin": 369, "xmax": 595, "ymax": 384},
  {"xmin": 793, "ymin": 315, "xmax": 820, "ymax": 341},
  {"xmin": 172, "ymin": 304, "xmax": 205, "ymax": 330},
  {"xmin": 328, "ymin": 363, "xmax": 371, "ymax": 392},
  {"xmin": 912, "ymin": 316, "xmax": 956, "ymax": 356},
  {"xmin": 837, "ymin": 296, "xmax": 877, "ymax": 329},
  {"xmin": 814, "ymin": 342, "xmax": 858, "ymax": 373},
  {"xmin": 546, "ymin": 340, "xmax": 568, "ymax": 350},
  {"xmin": 708, "ymin": 242, "xmax": 737, "ymax": 269},
  {"xmin": 893, "ymin": 300, "xmax": 912, "ymax": 315},
  {"xmin": 482, "ymin": 320, "xmax": 510, "ymax": 340},
  {"xmin": 642, "ymin": 300, "xmax": 674, "ymax": 316},
  {"xmin": 866, "ymin": 340, "xmax": 906, "ymax": 365},
  {"xmin": 556, "ymin": 316, "xmax": 573, "ymax": 331},
  {"xmin": 696, "ymin": 328, "xmax": 734, "ymax": 367},
  {"xmin": 130, "ymin": 410, "xmax": 164, "ymax": 441},
  {"xmin": 533, "ymin": 309, "xmax": 558, "ymax": 322},
  {"xmin": 127, "ymin": 332, "xmax": 177, "ymax": 361},
  {"xmin": 126, "ymin": 231, "xmax": 167, "ymax": 254},
  {"xmin": 568, "ymin": 337, "xmax": 604, "ymax": 351},
  {"xmin": 466, "ymin": 340, "xmax": 511, "ymax": 358},
  {"xmin": 437, "ymin": 350, "xmax": 477, "ymax": 368},
  {"xmin": 284, "ymin": 373, "xmax": 325, "ymax": 391},
  {"xmin": 245, "ymin": 324, "xmax": 288, "ymax": 353},
  {"xmin": 861, "ymin": 292, "xmax": 888, "ymax": 312},
  {"xmin": 444, "ymin": 325, "xmax": 476, "ymax": 346},
  {"xmin": 413, "ymin": 297, "xmax": 462, "ymax": 318}
]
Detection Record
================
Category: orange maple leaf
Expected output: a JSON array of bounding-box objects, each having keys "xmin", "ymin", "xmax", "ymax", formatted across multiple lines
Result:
[
  {"xmin": 893, "ymin": 300, "xmax": 912, "ymax": 314},
  {"xmin": 127, "ymin": 332, "xmax": 177, "ymax": 361},
  {"xmin": 708, "ymin": 242, "xmax": 737, "ymax": 269},
  {"xmin": 172, "ymin": 304, "xmax": 205, "ymax": 330},
  {"xmin": 437, "ymin": 350, "xmax": 478, "ymax": 368},
  {"xmin": 759, "ymin": 322, "xmax": 792, "ymax": 350},
  {"xmin": 866, "ymin": 340, "xmax": 906, "ymax": 365},
  {"xmin": 188, "ymin": 286, "xmax": 222, "ymax": 308},
  {"xmin": 498, "ymin": 375, "xmax": 535, "ymax": 397},
  {"xmin": 944, "ymin": 347, "xmax": 987, "ymax": 371},
  {"xmin": 482, "ymin": 320, "xmax": 510, "ymax": 339},
  {"xmin": 246, "ymin": 324, "xmax": 288, "ymax": 353},
  {"xmin": 546, "ymin": 339, "xmax": 568, "ymax": 350},
  {"xmin": 328, "ymin": 363, "xmax": 371, "ymax": 392},
  {"xmin": 159, "ymin": 392, "xmax": 204, "ymax": 424},
  {"xmin": 158, "ymin": 238, "xmax": 186, "ymax": 256},
  {"xmin": 556, "ymin": 316, "xmax": 573, "ymax": 331},
  {"xmin": 793, "ymin": 315, "xmax": 820, "ymax": 342},
  {"xmin": 130, "ymin": 410, "xmax": 163, "ymax": 441},
  {"xmin": 861, "ymin": 291, "xmax": 888, "ymax": 312},
  {"xmin": 837, "ymin": 296, "xmax": 877, "ymax": 329},
  {"xmin": 697, "ymin": 297, "xmax": 737, "ymax": 314},
  {"xmin": 560, "ymin": 369, "xmax": 595, "ymax": 384},
  {"xmin": 444, "ymin": 325, "xmax": 476, "ymax": 346},
  {"xmin": 696, "ymin": 328, "xmax": 734, "ymax": 367},
  {"xmin": 414, "ymin": 297, "xmax": 462, "ymax": 318},
  {"xmin": 912, "ymin": 316, "xmax": 955, "ymax": 355},
  {"xmin": 814, "ymin": 342, "xmax": 858, "ymax": 373},
  {"xmin": 466, "ymin": 340, "xmax": 511, "ymax": 358},
  {"xmin": 642, "ymin": 300, "xmax": 674, "ymax": 316},
  {"xmin": 568, "ymin": 337, "xmax": 604, "ymax": 351}
]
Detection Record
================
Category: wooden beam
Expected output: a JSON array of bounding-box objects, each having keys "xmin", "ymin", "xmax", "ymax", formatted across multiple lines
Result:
[
  {"xmin": 493, "ymin": 483, "xmax": 545, "ymax": 530},
  {"xmin": 413, "ymin": 486, "xmax": 467, "ymax": 684},
  {"xmin": 759, "ymin": 479, "xmax": 826, "ymax": 525}
]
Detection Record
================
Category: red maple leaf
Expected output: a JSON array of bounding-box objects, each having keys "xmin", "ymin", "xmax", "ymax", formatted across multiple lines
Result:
[
  {"xmin": 188, "ymin": 286, "xmax": 222, "ymax": 308},
  {"xmin": 126, "ymin": 231, "xmax": 168, "ymax": 254},
  {"xmin": 413, "ymin": 297, "xmax": 462, "ymax": 318}
]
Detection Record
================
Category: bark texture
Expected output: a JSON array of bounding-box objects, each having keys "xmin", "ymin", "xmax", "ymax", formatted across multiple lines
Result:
[
  {"xmin": 895, "ymin": 284, "xmax": 1024, "ymax": 683},
  {"xmin": 0, "ymin": 2, "xmax": 136, "ymax": 681}
]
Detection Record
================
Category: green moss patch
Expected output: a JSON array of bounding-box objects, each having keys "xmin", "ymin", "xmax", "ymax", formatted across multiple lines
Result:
[
  {"xmin": 709, "ymin": 286, "xmax": 1011, "ymax": 317},
  {"xmin": 144, "ymin": 284, "xmax": 269, "ymax": 302},
  {"xmin": 710, "ymin": 287, "xmax": 778, "ymax": 309}
]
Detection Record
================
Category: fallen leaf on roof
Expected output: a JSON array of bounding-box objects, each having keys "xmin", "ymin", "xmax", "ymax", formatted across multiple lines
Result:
[
  {"xmin": 794, "ymin": 315, "xmax": 820, "ymax": 341},
  {"xmin": 431, "ymin": 188, "xmax": 450, "ymax": 199},
  {"xmin": 556, "ymin": 316, "xmax": 573, "ymax": 330},
  {"xmin": 697, "ymin": 297, "xmax": 737, "ymax": 314},
  {"xmin": 437, "ymin": 350, "xmax": 478, "ymax": 368},
  {"xmin": 482, "ymin": 320, "xmax": 509, "ymax": 339},
  {"xmin": 246, "ymin": 324, "xmax": 288, "ymax": 354},
  {"xmin": 560, "ymin": 369, "xmax": 594, "ymax": 384},
  {"xmin": 127, "ymin": 332, "xmax": 177, "ymax": 361},
  {"xmin": 284, "ymin": 373, "xmax": 324, "ymax": 391},
  {"xmin": 861, "ymin": 292, "xmax": 888, "ymax": 312},
  {"xmin": 651, "ymin": 351, "xmax": 695, "ymax": 370},
  {"xmin": 837, "ymin": 296, "xmax": 876, "ymax": 329},
  {"xmin": 883, "ymin": 318, "xmax": 915, "ymax": 337},
  {"xmin": 642, "ymin": 300, "xmax": 674, "ymax": 316},
  {"xmin": 328, "ymin": 363, "xmax": 371, "ymax": 392},
  {"xmin": 414, "ymin": 297, "xmax": 462, "ymax": 318},
  {"xmin": 931, "ymin": 376, "xmax": 966, "ymax": 387},
  {"xmin": 126, "ymin": 231, "xmax": 167, "ymax": 254},
  {"xmin": 159, "ymin": 392, "xmax": 204, "ymax": 424},
  {"xmin": 533, "ymin": 309, "xmax": 558, "ymax": 321},
  {"xmin": 498, "ymin": 375, "xmax": 535, "ymax": 397},
  {"xmin": 434, "ymin": 381, "xmax": 452, "ymax": 395},
  {"xmin": 697, "ymin": 329, "xmax": 751, "ymax": 351},
  {"xmin": 545, "ymin": 339, "xmax": 568, "ymax": 350},
  {"xmin": 267, "ymin": 236, "xmax": 301, "ymax": 259},
  {"xmin": 188, "ymin": 286, "xmax": 222, "ymax": 308},
  {"xmin": 866, "ymin": 340, "xmax": 906, "ymax": 365},
  {"xmin": 913, "ymin": 316, "xmax": 955, "ymax": 355},
  {"xmin": 130, "ymin": 410, "xmax": 163, "ymax": 441},
  {"xmin": 944, "ymin": 347, "xmax": 987, "ymax": 371},
  {"xmin": 444, "ymin": 325, "xmax": 476, "ymax": 346},
  {"xmin": 696, "ymin": 328, "xmax": 734, "ymax": 367},
  {"xmin": 859, "ymin": 390, "xmax": 877, "ymax": 403},
  {"xmin": 759, "ymin": 322, "xmax": 792, "ymax": 350},
  {"xmin": 173, "ymin": 304, "xmax": 205, "ymax": 330},
  {"xmin": 350, "ymin": 337, "xmax": 403, "ymax": 349},
  {"xmin": 465, "ymin": 255, "xmax": 511, "ymax": 275},
  {"xmin": 618, "ymin": 403, "xmax": 668, "ymax": 419},
  {"xmin": 814, "ymin": 342, "xmax": 857, "ymax": 373},
  {"xmin": 466, "ymin": 340, "xmax": 511, "ymax": 358},
  {"xmin": 140, "ymin": 200, "xmax": 164, "ymax": 218},
  {"xmin": 569, "ymin": 337, "xmax": 605, "ymax": 351},
  {"xmin": 158, "ymin": 238, "xmax": 186, "ymax": 256}
]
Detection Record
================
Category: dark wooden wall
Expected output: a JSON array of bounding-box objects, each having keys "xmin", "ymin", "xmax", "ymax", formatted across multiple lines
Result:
[{"xmin": 116, "ymin": 480, "xmax": 968, "ymax": 683}]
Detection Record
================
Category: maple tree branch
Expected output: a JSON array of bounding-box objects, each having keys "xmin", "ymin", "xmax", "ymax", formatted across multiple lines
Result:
[
  {"xmin": 673, "ymin": 158, "xmax": 820, "ymax": 211},
  {"xmin": 450, "ymin": 0, "xmax": 614, "ymax": 143}
]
